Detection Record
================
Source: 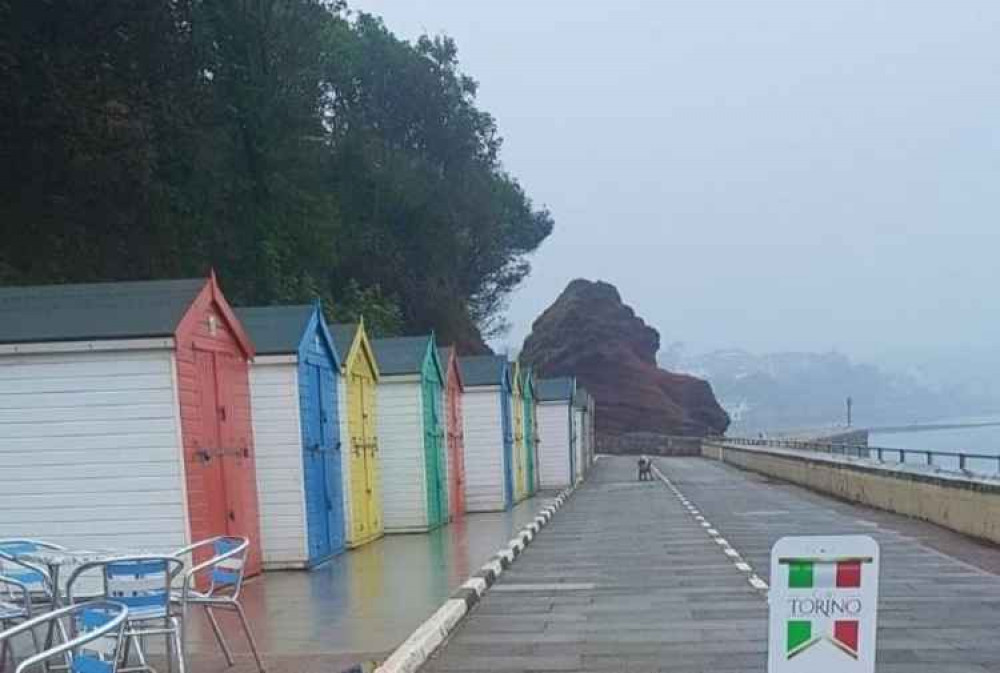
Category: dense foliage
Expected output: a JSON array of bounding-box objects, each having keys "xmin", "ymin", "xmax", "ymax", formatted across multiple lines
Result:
[{"xmin": 0, "ymin": 1, "xmax": 552, "ymax": 348}]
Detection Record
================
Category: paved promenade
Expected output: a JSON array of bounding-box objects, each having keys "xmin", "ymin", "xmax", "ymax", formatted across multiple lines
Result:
[{"xmin": 422, "ymin": 455, "xmax": 1000, "ymax": 673}]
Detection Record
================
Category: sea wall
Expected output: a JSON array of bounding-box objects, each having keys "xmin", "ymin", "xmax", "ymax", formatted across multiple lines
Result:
[
  {"xmin": 598, "ymin": 433, "xmax": 703, "ymax": 456},
  {"xmin": 702, "ymin": 440, "xmax": 1000, "ymax": 545}
]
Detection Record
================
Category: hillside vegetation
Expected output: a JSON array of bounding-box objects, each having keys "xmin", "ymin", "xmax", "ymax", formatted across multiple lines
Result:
[{"xmin": 0, "ymin": 1, "xmax": 552, "ymax": 350}]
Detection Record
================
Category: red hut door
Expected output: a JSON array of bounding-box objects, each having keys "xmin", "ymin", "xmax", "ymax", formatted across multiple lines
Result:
[
  {"xmin": 195, "ymin": 350, "xmax": 229, "ymax": 537},
  {"xmin": 193, "ymin": 349, "xmax": 260, "ymax": 572},
  {"xmin": 447, "ymin": 376, "xmax": 466, "ymax": 517}
]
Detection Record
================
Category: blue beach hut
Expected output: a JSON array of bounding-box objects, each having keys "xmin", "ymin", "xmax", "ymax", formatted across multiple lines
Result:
[{"xmin": 237, "ymin": 304, "xmax": 344, "ymax": 568}]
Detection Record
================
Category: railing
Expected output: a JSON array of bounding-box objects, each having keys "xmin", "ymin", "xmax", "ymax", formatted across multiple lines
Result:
[{"xmin": 723, "ymin": 437, "xmax": 1000, "ymax": 476}]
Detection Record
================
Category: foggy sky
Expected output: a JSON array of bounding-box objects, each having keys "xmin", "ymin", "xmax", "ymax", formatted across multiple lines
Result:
[{"xmin": 352, "ymin": 1, "xmax": 1000, "ymax": 366}]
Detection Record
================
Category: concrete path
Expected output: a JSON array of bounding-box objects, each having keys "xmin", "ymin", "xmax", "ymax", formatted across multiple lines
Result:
[
  {"xmin": 85, "ymin": 496, "xmax": 549, "ymax": 673},
  {"xmin": 421, "ymin": 456, "xmax": 1000, "ymax": 673}
]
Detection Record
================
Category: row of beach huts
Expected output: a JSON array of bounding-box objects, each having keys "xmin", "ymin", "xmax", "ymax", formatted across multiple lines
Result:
[{"xmin": 0, "ymin": 276, "xmax": 596, "ymax": 572}]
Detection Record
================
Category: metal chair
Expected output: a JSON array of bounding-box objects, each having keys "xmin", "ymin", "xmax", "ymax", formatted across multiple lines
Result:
[
  {"xmin": 0, "ymin": 541, "xmax": 62, "ymax": 604},
  {"xmin": 0, "ymin": 601, "xmax": 127, "ymax": 673},
  {"xmin": 171, "ymin": 538, "xmax": 263, "ymax": 672},
  {"xmin": 0, "ymin": 576, "xmax": 40, "ymax": 672},
  {"xmin": 67, "ymin": 558, "xmax": 184, "ymax": 673}
]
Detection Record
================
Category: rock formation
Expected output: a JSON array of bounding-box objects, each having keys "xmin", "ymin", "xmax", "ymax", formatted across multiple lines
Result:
[{"xmin": 520, "ymin": 279, "xmax": 729, "ymax": 443}]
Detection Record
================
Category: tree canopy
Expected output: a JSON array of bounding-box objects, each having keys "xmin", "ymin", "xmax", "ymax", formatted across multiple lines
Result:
[{"xmin": 0, "ymin": 1, "xmax": 553, "ymax": 349}]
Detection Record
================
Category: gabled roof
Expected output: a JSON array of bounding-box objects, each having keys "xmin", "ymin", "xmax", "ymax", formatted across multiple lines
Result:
[
  {"xmin": 521, "ymin": 366, "xmax": 535, "ymax": 396},
  {"xmin": 0, "ymin": 277, "xmax": 207, "ymax": 345},
  {"xmin": 459, "ymin": 355, "xmax": 509, "ymax": 387},
  {"xmin": 438, "ymin": 346, "xmax": 464, "ymax": 389},
  {"xmin": 235, "ymin": 305, "xmax": 315, "ymax": 356},
  {"xmin": 373, "ymin": 335, "xmax": 435, "ymax": 376},
  {"xmin": 330, "ymin": 320, "xmax": 379, "ymax": 380},
  {"xmin": 537, "ymin": 377, "xmax": 576, "ymax": 402}
]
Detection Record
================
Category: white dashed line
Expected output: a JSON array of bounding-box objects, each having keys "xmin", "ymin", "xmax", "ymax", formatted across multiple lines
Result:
[{"xmin": 651, "ymin": 464, "xmax": 770, "ymax": 592}]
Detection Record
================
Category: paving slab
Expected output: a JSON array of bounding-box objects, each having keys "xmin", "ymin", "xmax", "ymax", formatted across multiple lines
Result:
[{"xmin": 421, "ymin": 455, "xmax": 1000, "ymax": 673}]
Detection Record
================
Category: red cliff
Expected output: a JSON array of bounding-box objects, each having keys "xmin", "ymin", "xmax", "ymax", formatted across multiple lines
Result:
[{"xmin": 520, "ymin": 279, "xmax": 729, "ymax": 441}]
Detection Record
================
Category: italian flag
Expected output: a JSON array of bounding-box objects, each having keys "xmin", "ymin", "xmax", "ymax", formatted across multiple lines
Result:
[
  {"xmin": 787, "ymin": 559, "xmax": 862, "ymax": 589},
  {"xmin": 787, "ymin": 620, "xmax": 859, "ymax": 659},
  {"xmin": 785, "ymin": 560, "xmax": 863, "ymax": 659}
]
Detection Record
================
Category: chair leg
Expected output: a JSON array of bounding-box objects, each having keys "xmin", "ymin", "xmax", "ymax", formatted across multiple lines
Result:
[
  {"xmin": 171, "ymin": 618, "xmax": 186, "ymax": 673},
  {"xmin": 29, "ymin": 624, "xmax": 42, "ymax": 663},
  {"xmin": 120, "ymin": 632, "xmax": 133, "ymax": 668},
  {"xmin": 1, "ymin": 625, "xmax": 10, "ymax": 673},
  {"xmin": 133, "ymin": 633, "xmax": 149, "ymax": 671},
  {"xmin": 204, "ymin": 607, "xmax": 234, "ymax": 667},
  {"xmin": 165, "ymin": 632, "xmax": 174, "ymax": 673},
  {"xmin": 234, "ymin": 602, "xmax": 265, "ymax": 673}
]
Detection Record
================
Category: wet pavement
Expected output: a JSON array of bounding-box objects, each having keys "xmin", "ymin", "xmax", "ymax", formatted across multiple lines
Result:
[
  {"xmin": 421, "ymin": 455, "xmax": 1000, "ymax": 673},
  {"xmin": 180, "ymin": 494, "xmax": 552, "ymax": 672}
]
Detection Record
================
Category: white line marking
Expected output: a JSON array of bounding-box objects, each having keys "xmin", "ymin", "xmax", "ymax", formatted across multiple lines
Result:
[{"xmin": 651, "ymin": 464, "xmax": 771, "ymax": 597}]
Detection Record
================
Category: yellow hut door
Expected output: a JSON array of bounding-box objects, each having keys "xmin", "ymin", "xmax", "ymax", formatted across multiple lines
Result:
[
  {"xmin": 361, "ymin": 373, "xmax": 381, "ymax": 536},
  {"xmin": 349, "ymin": 372, "xmax": 370, "ymax": 543}
]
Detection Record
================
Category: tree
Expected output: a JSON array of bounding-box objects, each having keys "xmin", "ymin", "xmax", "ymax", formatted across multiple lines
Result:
[{"xmin": 0, "ymin": 1, "xmax": 553, "ymax": 352}]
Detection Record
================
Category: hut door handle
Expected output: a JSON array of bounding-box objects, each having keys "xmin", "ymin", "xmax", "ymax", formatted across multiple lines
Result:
[
  {"xmin": 195, "ymin": 449, "xmax": 212, "ymax": 464},
  {"xmin": 228, "ymin": 510, "xmax": 236, "ymax": 522}
]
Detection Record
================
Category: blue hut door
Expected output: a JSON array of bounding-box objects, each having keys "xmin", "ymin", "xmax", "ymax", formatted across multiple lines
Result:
[
  {"xmin": 303, "ymin": 361, "xmax": 344, "ymax": 563},
  {"xmin": 500, "ymin": 389, "xmax": 514, "ymax": 508}
]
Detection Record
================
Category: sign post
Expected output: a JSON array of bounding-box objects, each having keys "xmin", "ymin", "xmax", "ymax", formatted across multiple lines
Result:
[{"xmin": 768, "ymin": 536, "xmax": 880, "ymax": 673}]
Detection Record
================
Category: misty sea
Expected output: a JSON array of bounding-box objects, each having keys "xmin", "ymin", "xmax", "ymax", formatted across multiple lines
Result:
[{"xmin": 869, "ymin": 415, "xmax": 1000, "ymax": 476}]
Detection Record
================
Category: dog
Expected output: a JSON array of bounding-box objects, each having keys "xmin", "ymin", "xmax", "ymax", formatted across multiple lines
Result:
[{"xmin": 637, "ymin": 456, "xmax": 652, "ymax": 481}]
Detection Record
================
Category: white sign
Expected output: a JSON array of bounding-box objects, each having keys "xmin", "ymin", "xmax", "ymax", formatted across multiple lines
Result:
[{"xmin": 767, "ymin": 536, "xmax": 880, "ymax": 673}]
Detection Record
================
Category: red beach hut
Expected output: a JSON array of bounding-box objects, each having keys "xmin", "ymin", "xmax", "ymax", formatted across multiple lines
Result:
[
  {"xmin": 0, "ymin": 275, "xmax": 263, "ymax": 573},
  {"xmin": 439, "ymin": 347, "xmax": 466, "ymax": 518}
]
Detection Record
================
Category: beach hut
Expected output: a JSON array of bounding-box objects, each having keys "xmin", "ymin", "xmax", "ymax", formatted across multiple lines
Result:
[
  {"xmin": 535, "ymin": 377, "xmax": 577, "ymax": 489},
  {"xmin": 330, "ymin": 321, "xmax": 382, "ymax": 548},
  {"xmin": 0, "ymin": 276, "xmax": 263, "ymax": 572},
  {"xmin": 585, "ymin": 391, "xmax": 597, "ymax": 471},
  {"xmin": 236, "ymin": 304, "xmax": 344, "ymax": 568},
  {"xmin": 510, "ymin": 360, "xmax": 528, "ymax": 501},
  {"xmin": 521, "ymin": 366, "xmax": 538, "ymax": 496},
  {"xmin": 438, "ymin": 347, "xmax": 466, "ymax": 519},
  {"xmin": 372, "ymin": 335, "xmax": 448, "ymax": 533},
  {"xmin": 458, "ymin": 355, "xmax": 515, "ymax": 512},
  {"xmin": 573, "ymin": 387, "xmax": 593, "ymax": 481}
]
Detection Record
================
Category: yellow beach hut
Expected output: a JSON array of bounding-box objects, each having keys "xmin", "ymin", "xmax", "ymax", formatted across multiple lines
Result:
[
  {"xmin": 511, "ymin": 359, "xmax": 528, "ymax": 501},
  {"xmin": 331, "ymin": 320, "xmax": 382, "ymax": 548}
]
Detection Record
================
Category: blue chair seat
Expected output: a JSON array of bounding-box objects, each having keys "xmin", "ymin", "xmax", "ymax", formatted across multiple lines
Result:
[{"xmin": 120, "ymin": 603, "xmax": 168, "ymax": 621}]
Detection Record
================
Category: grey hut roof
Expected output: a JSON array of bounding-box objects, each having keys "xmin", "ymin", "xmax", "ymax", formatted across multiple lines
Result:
[
  {"xmin": 459, "ymin": 355, "xmax": 508, "ymax": 387},
  {"xmin": 0, "ymin": 278, "xmax": 206, "ymax": 345},
  {"xmin": 373, "ymin": 336, "xmax": 432, "ymax": 375},
  {"xmin": 536, "ymin": 377, "xmax": 575, "ymax": 402},
  {"xmin": 330, "ymin": 323, "xmax": 358, "ymax": 362},
  {"xmin": 234, "ymin": 305, "xmax": 314, "ymax": 355}
]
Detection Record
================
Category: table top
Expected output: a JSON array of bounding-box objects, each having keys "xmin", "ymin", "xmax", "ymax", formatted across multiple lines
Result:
[{"xmin": 12, "ymin": 548, "xmax": 177, "ymax": 568}]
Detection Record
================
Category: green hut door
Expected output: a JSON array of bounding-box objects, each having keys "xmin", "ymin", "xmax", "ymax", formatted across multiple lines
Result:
[{"xmin": 423, "ymin": 365, "xmax": 446, "ymax": 527}]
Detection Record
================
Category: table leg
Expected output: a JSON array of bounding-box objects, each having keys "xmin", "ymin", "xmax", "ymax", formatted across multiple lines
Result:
[{"xmin": 42, "ymin": 565, "xmax": 71, "ymax": 673}]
